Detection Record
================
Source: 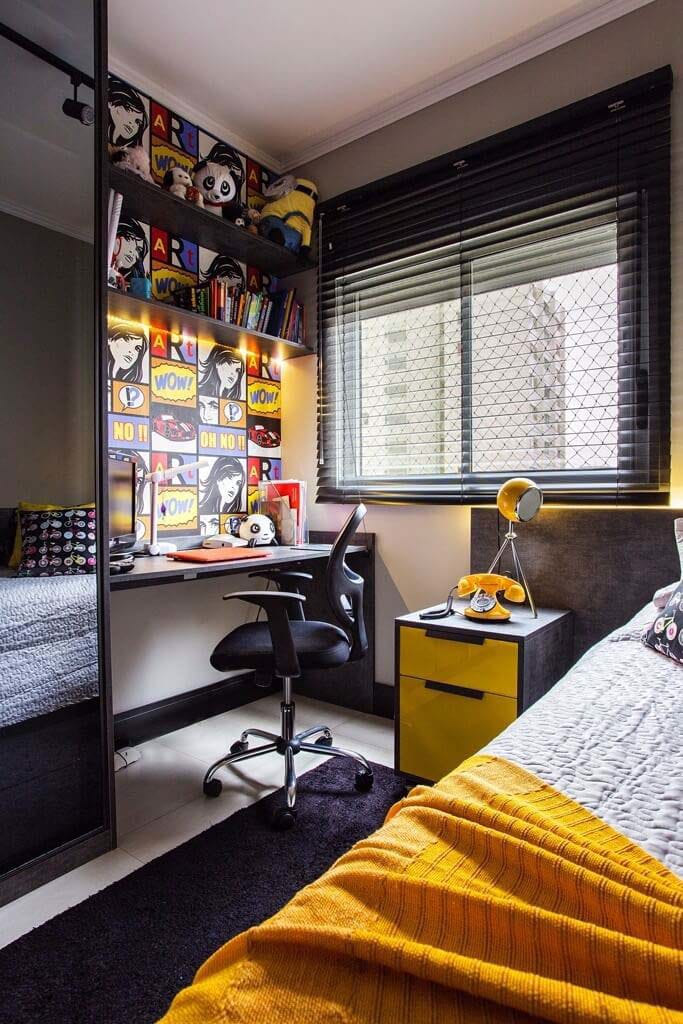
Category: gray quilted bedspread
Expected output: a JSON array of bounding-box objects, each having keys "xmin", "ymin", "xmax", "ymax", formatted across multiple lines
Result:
[
  {"xmin": 486, "ymin": 603, "xmax": 683, "ymax": 876},
  {"xmin": 0, "ymin": 575, "xmax": 98, "ymax": 728}
]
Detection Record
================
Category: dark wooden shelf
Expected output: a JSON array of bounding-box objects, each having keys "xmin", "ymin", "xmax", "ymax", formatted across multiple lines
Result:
[
  {"xmin": 109, "ymin": 166, "xmax": 316, "ymax": 278},
  {"xmin": 108, "ymin": 290, "xmax": 314, "ymax": 361}
]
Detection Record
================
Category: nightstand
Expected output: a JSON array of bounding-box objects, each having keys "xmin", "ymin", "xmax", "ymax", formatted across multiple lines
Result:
[{"xmin": 395, "ymin": 606, "xmax": 573, "ymax": 783}]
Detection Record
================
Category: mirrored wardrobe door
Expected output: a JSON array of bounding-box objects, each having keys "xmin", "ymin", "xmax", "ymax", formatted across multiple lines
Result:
[{"xmin": 0, "ymin": 0, "xmax": 112, "ymax": 904}]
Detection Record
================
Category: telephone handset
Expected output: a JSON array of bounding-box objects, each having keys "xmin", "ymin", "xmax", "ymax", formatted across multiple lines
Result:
[
  {"xmin": 419, "ymin": 573, "xmax": 526, "ymax": 622},
  {"xmin": 457, "ymin": 573, "xmax": 525, "ymax": 621}
]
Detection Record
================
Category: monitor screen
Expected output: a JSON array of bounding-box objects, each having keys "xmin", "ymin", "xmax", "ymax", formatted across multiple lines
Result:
[{"xmin": 108, "ymin": 454, "xmax": 137, "ymax": 546}]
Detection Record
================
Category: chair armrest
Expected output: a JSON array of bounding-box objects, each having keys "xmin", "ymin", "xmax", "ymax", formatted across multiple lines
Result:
[
  {"xmin": 223, "ymin": 591, "xmax": 305, "ymax": 678},
  {"xmin": 248, "ymin": 570, "xmax": 313, "ymax": 620}
]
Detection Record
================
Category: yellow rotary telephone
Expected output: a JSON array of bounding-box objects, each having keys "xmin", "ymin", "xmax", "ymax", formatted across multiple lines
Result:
[{"xmin": 457, "ymin": 573, "xmax": 526, "ymax": 622}]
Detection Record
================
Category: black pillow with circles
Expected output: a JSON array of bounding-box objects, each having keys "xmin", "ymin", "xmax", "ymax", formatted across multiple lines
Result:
[
  {"xmin": 16, "ymin": 507, "xmax": 97, "ymax": 577},
  {"xmin": 643, "ymin": 581, "xmax": 683, "ymax": 664}
]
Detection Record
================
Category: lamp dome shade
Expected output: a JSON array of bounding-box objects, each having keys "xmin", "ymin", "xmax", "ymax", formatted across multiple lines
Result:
[{"xmin": 496, "ymin": 478, "xmax": 543, "ymax": 523}]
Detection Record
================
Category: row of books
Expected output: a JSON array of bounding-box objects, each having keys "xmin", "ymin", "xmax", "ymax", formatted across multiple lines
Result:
[{"xmin": 171, "ymin": 281, "xmax": 305, "ymax": 344}]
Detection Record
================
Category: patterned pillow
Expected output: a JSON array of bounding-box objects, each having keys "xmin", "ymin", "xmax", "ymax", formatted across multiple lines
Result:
[
  {"xmin": 16, "ymin": 507, "xmax": 97, "ymax": 577},
  {"xmin": 643, "ymin": 581, "xmax": 683, "ymax": 664}
]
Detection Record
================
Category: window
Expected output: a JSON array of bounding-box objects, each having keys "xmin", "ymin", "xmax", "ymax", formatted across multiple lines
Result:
[{"xmin": 318, "ymin": 69, "xmax": 671, "ymax": 504}]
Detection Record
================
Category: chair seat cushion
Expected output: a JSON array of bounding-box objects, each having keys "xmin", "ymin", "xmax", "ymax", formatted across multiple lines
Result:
[{"xmin": 210, "ymin": 620, "xmax": 351, "ymax": 674}]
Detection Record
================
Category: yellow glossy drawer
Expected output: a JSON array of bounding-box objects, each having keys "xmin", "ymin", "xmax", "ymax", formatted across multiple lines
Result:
[
  {"xmin": 398, "ymin": 674, "xmax": 517, "ymax": 782},
  {"xmin": 399, "ymin": 626, "xmax": 518, "ymax": 698}
]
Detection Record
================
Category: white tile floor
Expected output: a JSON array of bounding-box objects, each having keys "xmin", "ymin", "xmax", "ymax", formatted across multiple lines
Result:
[{"xmin": 0, "ymin": 695, "xmax": 394, "ymax": 950}]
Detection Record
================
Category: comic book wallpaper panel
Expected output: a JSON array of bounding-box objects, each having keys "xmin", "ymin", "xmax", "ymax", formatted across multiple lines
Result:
[{"xmin": 107, "ymin": 74, "xmax": 282, "ymax": 539}]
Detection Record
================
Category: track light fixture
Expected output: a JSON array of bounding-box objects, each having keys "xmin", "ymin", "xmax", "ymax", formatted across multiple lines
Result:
[{"xmin": 62, "ymin": 77, "xmax": 94, "ymax": 126}]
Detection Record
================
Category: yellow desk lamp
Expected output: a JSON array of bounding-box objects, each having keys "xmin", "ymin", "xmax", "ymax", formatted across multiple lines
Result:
[{"xmin": 484, "ymin": 477, "xmax": 542, "ymax": 618}]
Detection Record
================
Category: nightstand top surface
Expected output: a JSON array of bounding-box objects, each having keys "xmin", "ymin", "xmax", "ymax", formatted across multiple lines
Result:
[{"xmin": 397, "ymin": 604, "xmax": 572, "ymax": 642}]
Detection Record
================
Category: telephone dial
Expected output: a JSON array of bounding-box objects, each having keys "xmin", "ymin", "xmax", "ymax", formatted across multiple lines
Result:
[{"xmin": 419, "ymin": 573, "xmax": 526, "ymax": 622}]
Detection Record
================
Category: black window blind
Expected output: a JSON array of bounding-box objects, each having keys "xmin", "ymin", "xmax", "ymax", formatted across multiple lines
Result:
[{"xmin": 317, "ymin": 67, "xmax": 671, "ymax": 504}]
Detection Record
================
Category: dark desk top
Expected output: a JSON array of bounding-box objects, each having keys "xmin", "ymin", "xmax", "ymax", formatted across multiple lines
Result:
[
  {"xmin": 397, "ymin": 604, "xmax": 572, "ymax": 642},
  {"xmin": 110, "ymin": 544, "xmax": 365, "ymax": 591}
]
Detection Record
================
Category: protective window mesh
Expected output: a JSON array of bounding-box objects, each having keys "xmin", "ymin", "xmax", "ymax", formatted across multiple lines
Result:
[{"xmin": 318, "ymin": 68, "xmax": 671, "ymax": 505}]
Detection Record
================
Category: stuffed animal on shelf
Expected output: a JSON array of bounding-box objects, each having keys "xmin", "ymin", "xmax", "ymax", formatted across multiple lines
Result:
[
  {"xmin": 110, "ymin": 145, "xmax": 154, "ymax": 183},
  {"xmin": 162, "ymin": 166, "xmax": 204, "ymax": 207},
  {"xmin": 259, "ymin": 175, "xmax": 318, "ymax": 253},
  {"xmin": 238, "ymin": 514, "xmax": 278, "ymax": 547},
  {"xmin": 246, "ymin": 207, "xmax": 261, "ymax": 235},
  {"xmin": 191, "ymin": 141, "xmax": 244, "ymax": 219}
]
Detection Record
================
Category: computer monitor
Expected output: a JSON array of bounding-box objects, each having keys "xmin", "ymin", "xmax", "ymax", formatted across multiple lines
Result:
[{"xmin": 108, "ymin": 453, "xmax": 138, "ymax": 555}]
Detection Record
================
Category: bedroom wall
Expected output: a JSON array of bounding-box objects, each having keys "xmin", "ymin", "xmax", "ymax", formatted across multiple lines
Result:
[
  {"xmin": 0, "ymin": 211, "xmax": 94, "ymax": 507},
  {"xmin": 284, "ymin": 0, "xmax": 683, "ymax": 687}
]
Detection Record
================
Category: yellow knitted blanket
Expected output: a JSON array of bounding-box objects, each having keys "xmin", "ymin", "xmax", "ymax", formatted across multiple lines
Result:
[{"xmin": 159, "ymin": 756, "xmax": 683, "ymax": 1023}]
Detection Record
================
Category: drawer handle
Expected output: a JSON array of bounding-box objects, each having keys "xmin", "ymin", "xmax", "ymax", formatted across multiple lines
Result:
[
  {"xmin": 424, "ymin": 629, "xmax": 485, "ymax": 646},
  {"xmin": 425, "ymin": 680, "xmax": 485, "ymax": 700}
]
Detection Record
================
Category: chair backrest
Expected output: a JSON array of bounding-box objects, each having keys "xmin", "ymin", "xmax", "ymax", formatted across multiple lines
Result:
[{"xmin": 325, "ymin": 504, "xmax": 368, "ymax": 662}]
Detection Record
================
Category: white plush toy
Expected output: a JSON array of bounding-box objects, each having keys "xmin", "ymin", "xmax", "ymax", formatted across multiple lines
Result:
[
  {"xmin": 110, "ymin": 145, "xmax": 154, "ymax": 183},
  {"xmin": 162, "ymin": 166, "xmax": 204, "ymax": 207},
  {"xmin": 238, "ymin": 514, "xmax": 277, "ymax": 546}
]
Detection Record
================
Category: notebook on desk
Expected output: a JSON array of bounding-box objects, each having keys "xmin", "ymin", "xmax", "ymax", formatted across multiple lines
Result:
[{"xmin": 167, "ymin": 548, "xmax": 268, "ymax": 564}]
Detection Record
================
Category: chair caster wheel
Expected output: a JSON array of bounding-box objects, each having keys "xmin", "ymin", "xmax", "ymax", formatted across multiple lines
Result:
[
  {"xmin": 203, "ymin": 777, "xmax": 222, "ymax": 798},
  {"xmin": 230, "ymin": 740, "xmax": 248, "ymax": 755},
  {"xmin": 355, "ymin": 769, "xmax": 374, "ymax": 792},
  {"xmin": 272, "ymin": 807, "xmax": 297, "ymax": 830},
  {"xmin": 315, "ymin": 733, "xmax": 333, "ymax": 747}
]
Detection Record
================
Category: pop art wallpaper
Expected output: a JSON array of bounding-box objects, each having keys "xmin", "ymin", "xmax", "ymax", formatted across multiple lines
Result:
[{"xmin": 107, "ymin": 74, "xmax": 283, "ymax": 539}]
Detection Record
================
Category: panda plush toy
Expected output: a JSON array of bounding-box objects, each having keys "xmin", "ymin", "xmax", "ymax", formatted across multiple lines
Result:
[
  {"xmin": 238, "ymin": 514, "xmax": 278, "ymax": 547},
  {"xmin": 192, "ymin": 142, "xmax": 244, "ymax": 220}
]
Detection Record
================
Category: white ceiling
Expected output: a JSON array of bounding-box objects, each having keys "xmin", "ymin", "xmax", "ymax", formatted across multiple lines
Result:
[{"xmin": 109, "ymin": 0, "xmax": 653, "ymax": 171}]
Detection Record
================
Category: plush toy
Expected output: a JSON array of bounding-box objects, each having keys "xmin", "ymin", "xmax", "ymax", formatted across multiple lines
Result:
[
  {"xmin": 246, "ymin": 208, "xmax": 261, "ymax": 235},
  {"xmin": 238, "ymin": 513, "xmax": 278, "ymax": 547},
  {"xmin": 259, "ymin": 175, "xmax": 318, "ymax": 253},
  {"xmin": 192, "ymin": 142, "xmax": 244, "ymax": 219},
  {"xmin": 110, "ymin": 145, "xmax": 154, "ymax": 183},
  {"xmin": 162, "ymin": 167, "xmax": 204, "ymax": 207}
]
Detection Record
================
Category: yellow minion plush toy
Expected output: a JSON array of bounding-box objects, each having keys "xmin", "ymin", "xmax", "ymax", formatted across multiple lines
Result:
[{"xmin": 259, "ymin": 174, "xmax": 318, "ymax": 253}]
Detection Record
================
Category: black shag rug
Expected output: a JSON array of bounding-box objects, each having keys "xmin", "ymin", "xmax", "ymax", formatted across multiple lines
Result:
[{"xmin": 0, "ymin": 759, "xmax": 405, "ymax": 1024}]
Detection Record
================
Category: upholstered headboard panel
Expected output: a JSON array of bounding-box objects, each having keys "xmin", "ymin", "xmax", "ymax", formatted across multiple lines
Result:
[{"xmin": 471, "ymin": 508, "xmax": 681, "ymax": 659}]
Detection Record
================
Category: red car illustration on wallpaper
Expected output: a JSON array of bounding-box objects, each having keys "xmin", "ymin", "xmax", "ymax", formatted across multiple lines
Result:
[
  {"xmin": 152, "ymin": 415, "xmax": 197, "ymax": 442},
  {"xmin": 248, "ymin": 424, "xmax": 281, "ymax": 449}
]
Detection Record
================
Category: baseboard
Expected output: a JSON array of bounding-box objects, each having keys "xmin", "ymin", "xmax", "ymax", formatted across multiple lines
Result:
[
  {"xmin": 372, "ymin": 682, "xmax": 395, "ymax": 720},
  {"xmin": 113, "ymin": 672, "xmax": 276, "ymax": 747}
]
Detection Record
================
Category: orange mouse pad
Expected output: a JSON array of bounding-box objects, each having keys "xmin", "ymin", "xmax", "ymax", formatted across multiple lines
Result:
[{"xmin": 167, "ymin": 547, "xmax": 268, "ymax": 564}]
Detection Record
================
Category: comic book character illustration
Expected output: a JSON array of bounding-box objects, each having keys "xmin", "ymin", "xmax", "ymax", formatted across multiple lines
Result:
[
  {"xmin": 108, "ymin": 77, "xmax": 149, "ymax": 149},
  {"xmin": 198, "ymin": 347, "xmax": 245, "ymax": 401},
  {"xmin": 113, "ymin": 217, "xmax": 149, "ymax": 282},
  {"xmin": 200, "ymin": 254, "xmax": 245, "ymax": 290},
  {"xmin": 108, "ymin": 323, "xmax": 148, "ymax": 383},
  {"xmin": 200, "ymin": 457, "xmax": 245, "ymax": 514}
]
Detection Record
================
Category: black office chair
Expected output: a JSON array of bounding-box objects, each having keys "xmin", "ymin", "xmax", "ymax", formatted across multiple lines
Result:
[{"xmin": 202, "ymin": 504, "xmax": 373, "ymax": 828}]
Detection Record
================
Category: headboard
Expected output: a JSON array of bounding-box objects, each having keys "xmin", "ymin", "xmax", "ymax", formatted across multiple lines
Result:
[{"xmin": 471, "ymin": 508, "xmax": 681, "ymax": 659}]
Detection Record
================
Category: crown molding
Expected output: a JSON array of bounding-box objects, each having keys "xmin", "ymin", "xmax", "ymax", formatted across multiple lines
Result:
[
  {"xmin": 279, "ymin": 0, "xmax": 654, "ymax": 171},
  {"xmin": 0, "ymin": 195, "xmax": 93, "ymax": 243},
  {"xmin": 107, "ymin": 56, "xmax": 285, "ymax": 173}
]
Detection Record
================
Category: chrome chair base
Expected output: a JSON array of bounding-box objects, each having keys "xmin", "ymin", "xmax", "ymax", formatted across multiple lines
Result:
[{"xmin": 202, "ymin": 677, "xmax": 374, "ymax": 828}]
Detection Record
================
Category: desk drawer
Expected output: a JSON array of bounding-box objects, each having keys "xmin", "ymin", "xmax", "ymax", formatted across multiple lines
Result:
[
  {"xmin": 398, "ymin": 675, "xmax": 517, "ymax": 782},
  {"xmin": 399, "ymin": 626, "xmax": 518, "ymax": 698}
]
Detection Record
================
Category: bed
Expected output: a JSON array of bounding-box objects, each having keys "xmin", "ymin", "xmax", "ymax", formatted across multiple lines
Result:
[
  {"xmin": 0, "ymin": 573, "xmax": 101, "ymax": 876},
  {"xmin": 0, "ymin": 574, "xmax": 99, "ymax": 728},
  {"xmin": 160, "ymin": 602, "xmax": 682, "ymax": 1024}
]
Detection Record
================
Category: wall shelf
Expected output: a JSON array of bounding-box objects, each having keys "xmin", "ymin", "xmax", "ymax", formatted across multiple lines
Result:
[
  {"xmin": 109, "ymin": 166, "xmax": 316, "ymax": 278},
  {"xmin": 108, "ymin": 289, "xmax": 314, "ymax": 361}
]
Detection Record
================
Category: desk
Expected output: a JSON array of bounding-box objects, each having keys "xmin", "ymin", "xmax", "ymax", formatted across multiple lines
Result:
[
  {"xmin": 110, "ymin": 537, "xmax": 376, "ymax": 719},
  {"xmin": 109, "ymin": 544, "xmax": 364, "ymax": 591}
]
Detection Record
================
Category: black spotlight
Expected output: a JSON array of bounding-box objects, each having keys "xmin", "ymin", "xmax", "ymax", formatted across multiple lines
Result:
[{"xmin": 62, "ymin": 79, "xmax": 94, "ymax": 125}]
